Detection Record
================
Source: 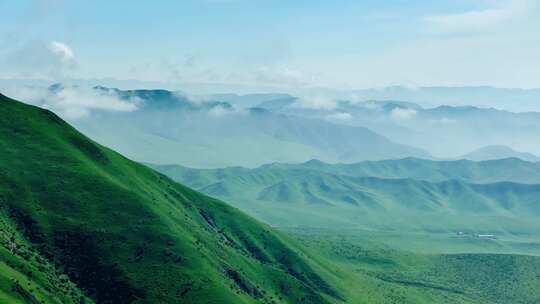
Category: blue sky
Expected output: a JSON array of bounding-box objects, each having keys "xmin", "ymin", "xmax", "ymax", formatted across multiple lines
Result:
[{"xmin": 1, "ymin": 0, "xmax": 539, "ymax": 89}]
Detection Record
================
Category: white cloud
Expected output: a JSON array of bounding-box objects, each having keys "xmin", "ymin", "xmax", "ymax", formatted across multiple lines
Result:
[
  {"xmin": 326, "ymin": 112, "xmax": 352, "ymax": 121},
  {"xmin": 424, "ymin": 0, "xmax": 535, "ymax": 32},
  {"xmin": 2, "ymin": 85, "xmax": 138, "ymax": 119},
  {"xmin": 2, "ymin": 40, "xmax": 76, "ymax": 79},
  {"xmin": 430, "ymin": 117, "xmax": 457, "ymax": 124},
  {"xmin": 390, "ymin": 108, "xmax": 417, "ymax": 120},
  {"xmin": 208, "ymin": 104, "xmax": 231, "ymax": 117},
  {"xmin": 48, "ymin": 41, "xmax": 74, "ymax": 62},
  {"xmin": 293, "ymin": 96, "xmax": 337, "ymax": 110},
  {"xmin": 53, "ymin": 87, "xmax": 137, "ymax": 118}
]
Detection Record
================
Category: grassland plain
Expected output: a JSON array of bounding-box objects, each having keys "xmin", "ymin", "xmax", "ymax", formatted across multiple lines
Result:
[
  {"xmin": 3, "ymin": 93, "xmax": 540, "ymax": 304},
  {"xmin": 290, "ymin": 232, "xmax": 540, "ymax": 304}
]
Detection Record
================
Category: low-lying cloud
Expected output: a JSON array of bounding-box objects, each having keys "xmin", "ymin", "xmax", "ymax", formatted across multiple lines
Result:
[
  {"xmin": 2, "ymin": 85, "xmax": 138, "ymax": 119},
  {"xmin": 326, "ymin": 112, "xmax": 352, "ymax": 121},
  {"xmin": 293, "ymin": 96, "xmax": 337, "ymax": 110},
  {"xmin": 390, "ymin": 108, "xmax": 417, "ymax": 120},
  {"xmin": 424, "ymin": 0, "xmax": 535, "ymax": 33}
]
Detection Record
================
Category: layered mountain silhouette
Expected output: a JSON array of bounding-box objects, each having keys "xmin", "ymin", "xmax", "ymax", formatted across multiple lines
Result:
[{"xmin": 50, "ymin": 85, "xmax": 430, "ymax": 168}]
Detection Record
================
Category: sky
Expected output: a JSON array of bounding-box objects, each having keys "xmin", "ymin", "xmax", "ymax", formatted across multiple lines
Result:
[{"xmin": 1, "ymin": 0, "xmax": 539, "ymax": 89}]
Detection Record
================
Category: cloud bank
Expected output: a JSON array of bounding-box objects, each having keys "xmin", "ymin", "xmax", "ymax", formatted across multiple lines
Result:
[
  {"xmin": 2, "ymin": 85, "xmax": 138, "ymax": 119},
  {"xmin": 390, "ymin": 108, "xmax": 417, "ymax": 120},
  {"xmin": 424, "ymin": 0, "xmax": 535, "ymax": 32}
]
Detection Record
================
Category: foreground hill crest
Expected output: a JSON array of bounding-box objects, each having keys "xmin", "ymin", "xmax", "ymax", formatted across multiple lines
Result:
[{"xmin": 0, "ymin": 93, "xmax": 340, "ymax": 304}]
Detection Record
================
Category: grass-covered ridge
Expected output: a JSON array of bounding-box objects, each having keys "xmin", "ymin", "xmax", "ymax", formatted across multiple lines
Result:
[
  {"xmin": 149, "ymin": 161, "xmax": 540, "ymax": 236},
  {"xmin": 0, "ymin": 93, "xmax": 340, "ymax": 303}
]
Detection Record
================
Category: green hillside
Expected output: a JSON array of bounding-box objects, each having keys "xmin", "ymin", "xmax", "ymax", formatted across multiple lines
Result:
[{"xmin": 0, "ymin": 93, "xmax": 341, "ymax": 304}]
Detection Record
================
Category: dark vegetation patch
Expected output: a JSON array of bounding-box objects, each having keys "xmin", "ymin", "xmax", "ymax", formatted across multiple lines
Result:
[
  {"xmin": 7, "ymin": 206, "xmax": 46, "ymax": 246},
  {"xmin": 224, "ymin": 268, "xmax": 263, "ymax": 299},
  {"xmin": 374, "ymin": 274, "xmax": 465, "ymax": 295},
  {"xmin": 53, "ymin": 231, "xmax": 145, "ymax": 304},
  {"xmin": 11, "ymin": 280, "xmax": 42, "ymax": 304},
  {"xmin": 42, "ymin": 109, "xmax": 65, "ymax": 125}
]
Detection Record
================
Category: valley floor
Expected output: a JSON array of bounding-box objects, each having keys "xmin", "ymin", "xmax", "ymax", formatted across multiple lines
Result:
[{"xmin": 285, "ymin": 228, "xmax": 540, "ymax": 304}]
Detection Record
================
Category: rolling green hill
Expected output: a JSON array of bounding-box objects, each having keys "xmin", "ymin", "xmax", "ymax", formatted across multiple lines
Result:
[
  {"xmin": 259, "ymin": 158, "xmax": 540, "ymax": 184},
  {"xmin": 0, "ymin": 93, "xmax": 341, "ymax": 304},
  {"xmin": 150, "ymin": 157, "xmax": 540, "ymax": 186},
  {"xmin": 150, "ymin": 161, "xmax": 540, "ymax": 236}
]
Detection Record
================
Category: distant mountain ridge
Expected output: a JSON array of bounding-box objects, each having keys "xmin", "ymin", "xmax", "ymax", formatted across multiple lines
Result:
[
  {"xmin": 461, "ymin": 145, "xmax": 540, "ymax": 162},
  {"xmin": 150, "ymin": 157, "xmax": 540, "ymax": 232},
  {"xmin": 242, "ymin": 94, "xmax": 540, "ymax": 159}
]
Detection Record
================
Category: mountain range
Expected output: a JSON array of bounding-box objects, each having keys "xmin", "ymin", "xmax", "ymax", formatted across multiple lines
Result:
[
  {"xmin": 462, "ymin": 146, "xmax": 540, "ymax": 162},
  {"xmin": 3, "ymin": 92, "xmax": 540, "ymax": 303},
  {"xmin": 150, "ymin": 158, "xmax": 540, "ymax": 234},
  {"xmin": 218, "ymin": 93, "xmax": 540, "ymax": 159},
  {"xmin": 57, "ymin": 86, "xmax": 430, "ymax": 168}
]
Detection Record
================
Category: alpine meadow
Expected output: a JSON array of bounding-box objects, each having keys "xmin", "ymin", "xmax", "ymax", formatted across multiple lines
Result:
[{"xmin": 2, "ymin": 1, "xmax": 540, "ymax": 303}]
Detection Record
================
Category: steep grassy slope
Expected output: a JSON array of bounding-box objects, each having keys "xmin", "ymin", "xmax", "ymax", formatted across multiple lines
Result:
[
  {"xmin": 0, "ymin": 211, "xmax": 93, "ymax": 304},
  {"xmin": 0, "ymin": 93, "xmax": 341, "ymax": 304},
  {"xmin": 150, "ymin": 162, "xmax": 540, "ymax": 235}
]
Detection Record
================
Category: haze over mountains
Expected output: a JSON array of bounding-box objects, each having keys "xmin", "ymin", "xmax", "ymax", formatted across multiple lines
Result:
[
  {"xmin": 462, "ymin": 146, "xmax": 540, "ymax": 162},
  {"xmin": 40, "ymin": 85, "xmax": 432, "ymax": 168},
  {"xmin": 4, "ymin": 83, "xmax": 540, "ymax": 167},
  {"xmin": 228, "ymin": 93, "xmax": 540, "ymax": 159}
]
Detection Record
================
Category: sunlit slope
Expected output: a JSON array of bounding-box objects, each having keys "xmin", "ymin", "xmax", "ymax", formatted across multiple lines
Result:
[{"xmin": 0, "ymin": 93, "xmax": 340, "ymax": 304}]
